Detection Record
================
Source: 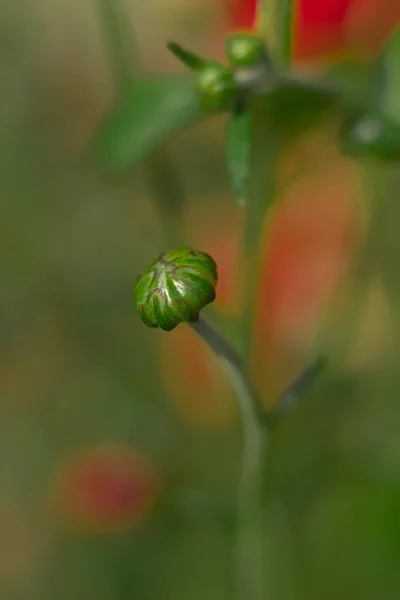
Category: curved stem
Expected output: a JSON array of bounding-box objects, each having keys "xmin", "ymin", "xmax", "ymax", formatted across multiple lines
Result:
[{"xmin": 189, "ymin": 316, "xmax": 267, "ymax": 600}]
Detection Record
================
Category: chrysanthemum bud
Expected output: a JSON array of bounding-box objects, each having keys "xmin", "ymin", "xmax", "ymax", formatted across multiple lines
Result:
[{"xmin": 135, "ymin": 247, "xmax": 218, "ymax": 331}]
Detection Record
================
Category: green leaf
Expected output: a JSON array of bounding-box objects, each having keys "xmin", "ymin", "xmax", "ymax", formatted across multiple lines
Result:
[
  {"xmin": 226, "ymin": 111, "xmax": 252, "ymax": 207},
  {"xmin": 339, "ymin": 29, "xmax": 400, "ymax": 160},
  {"xmin": 340, "ymin": 112, "xmax": 400, "ymax": 160},
  {"xmin": 92, "ymin": 76, "xmax": 205, "ymax": 173},
  {"xmin": 167, "ymin": 42, "xmax": 207, "ymax": 71},
  {"xmin": 379, "ymin": 26, "xmax": 400, "ymax": 125},
  {"xmin": 264, "ymin": 78, "xmax": 339, "ymax": 142},
  {"xmin": 322, "ymin": 59, "xmax": 377, "ymax": 111}
]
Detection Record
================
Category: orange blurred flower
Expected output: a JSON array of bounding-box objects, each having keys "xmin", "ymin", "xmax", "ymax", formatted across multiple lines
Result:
[
  {"xmin": 258, "ymin": 142, "xmax": 364, "ymax": 357},
  {"xmin": 160, "ymin": 325, "xmax": 235, "ymax": 428},
  {"xmin": 48, "ymin": 445, "xmax": 160, "ymax": 533}
]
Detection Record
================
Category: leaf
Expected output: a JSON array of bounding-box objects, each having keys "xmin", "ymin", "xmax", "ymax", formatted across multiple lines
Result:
[
  {"xmin": 339, "ymin": 29, "xmax": 400, "ymax": 161},
  {"xmin": 92, "ymin": 76, "xmax": 205, "ymax": 173},
  {"xmin": 322, "ymin": 59, "xmax": 377, "ymax": 111},
  {"xmin": 340, "ymin": 112, "xmax": 400, "ymax": 161},
  {"xmin": 226, "ymin": 111, "xmax": 252, "ymax": 207},
  {"xmin": 379, "ymin": 26, "xmax": 400, "ymax": 126},
  {"xmin": 262, "ymin": 77, "xmax": 339, "ymax": 143},
  {"xmin": 166, "ymin": 42, "xmax": 207, "ymax": 71}
]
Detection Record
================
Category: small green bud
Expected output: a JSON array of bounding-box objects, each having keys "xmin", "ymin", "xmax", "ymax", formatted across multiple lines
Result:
[
  {"xmin": 195, "ymin": 61, "xmax": 236, "ymax": 112},
  {"xmin": 225, "ymin": 33, "xmax": 274, "ymax": 93},
  {"xmin": 135, "ymin": 247, "xmax": 218, "ymax": 331},
  {"xmin": 226, "ymin": 33, "xmax": 267, "ymax": 68}
]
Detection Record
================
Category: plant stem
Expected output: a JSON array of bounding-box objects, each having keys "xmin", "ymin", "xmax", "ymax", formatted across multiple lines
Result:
[
  {"xmin": 240, "ymin": 97, "xmax": 279, "ymax": 361},
  {"xmin": 239, "ymin": 0, "xmax": 295, "ymax": 362},
  {"xmin": 189, "ymin": 316, "xmax": 267, "ymax": 600},
  {"xmin": 97, "ymin": 0, "xmax": 134, "ymax": 93}
]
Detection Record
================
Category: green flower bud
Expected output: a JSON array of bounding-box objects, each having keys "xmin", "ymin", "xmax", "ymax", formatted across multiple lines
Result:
[
  {"xmin": 226, "ymin": 33, "xmax": 267, "ymax": 68},
  {"xmin": 195, "ymin": 61, "xmax": 236, "ymax": 112},
  {"xmin": 135, "ymin": 247, "xmax": 218, "ymax": 331},
  {"xmin": 225, "ymin": 33, "xmax": 273, "ymax": 93}
]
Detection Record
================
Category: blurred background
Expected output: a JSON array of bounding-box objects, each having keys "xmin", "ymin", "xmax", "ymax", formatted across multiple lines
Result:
[{"xmin": 2, "ymin": 0, "xmax": 400, "ymax": 599}]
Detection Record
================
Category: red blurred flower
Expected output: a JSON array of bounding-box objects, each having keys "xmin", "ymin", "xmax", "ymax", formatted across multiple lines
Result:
[
  {"xmin": 48, "ymin": 445, "xmax": 159, "ymax": 533},
  {"xmin": 230, "ymin": 0, "xmax": 257, "ymax": 30},
  {"xmin": 294, "ymin": 0, "xmax": 352, "ymax": 60},
  {"xmin": 227, "ymin": 0, "xmax": 400, "ymax": 60}
]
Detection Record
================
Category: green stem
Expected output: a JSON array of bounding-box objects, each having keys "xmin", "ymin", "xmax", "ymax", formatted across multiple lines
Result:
[
  {"xmin": 96, "ymin": 0, "xmax": 134, "ymax": 93},
  {"xmin": 189, "ymin": 316, "xmax": 267, "ymax": 600},
  {"xmin": 240, "ymin": 0, "xmax": 295, "ymax": 362},
  {"xmin": 274, "ymin": 0, "xmax": 294, "ymax": 65},
  {"xmin": 240, "ymin": 97, "xmax": 280, "ymax": 361},
  {"xmin": 255, "ymin": 0, "xmax": 275, "ymax": 41}
]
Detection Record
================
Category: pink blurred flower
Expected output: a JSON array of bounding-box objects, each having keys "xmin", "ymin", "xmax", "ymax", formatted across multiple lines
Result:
[{"xmin": 48, "ymin": 445, "xmax": 160, "ymax": 533}]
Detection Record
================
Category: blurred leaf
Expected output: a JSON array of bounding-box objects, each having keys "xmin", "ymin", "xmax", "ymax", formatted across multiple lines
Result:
[
  {"xmin": 167, "ymin": 42, "xmax": 207, "ymax": 71},
  {"xmin": 92, "ymin": 76, "xmax": 205, "ymax": 173},
  {"xmin": 226, "ymin": 111, "xmax": 252, "ymax": 207},
  {"xmin": 339, "ymin": 30, "xmax": 400, "ymax": 160},
  {"xmin": 341, "ymin": 112, "xmax": 400, "ymax": 160},
  {"xmin": 380, "ymin": 26, "xmax": 400, "ymax": 125},
  {"xmin": 323, "ymin": 59, "xmax": 377, "ymax": 110},
  {"xmin": 264, "ymin": 79, "xmax": 339, "ymax": 141}
]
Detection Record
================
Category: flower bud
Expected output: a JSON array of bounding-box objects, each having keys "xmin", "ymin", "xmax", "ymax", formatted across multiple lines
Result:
[
  {"xmin": 225, "ymin": 32, "xmax": 273, "ymax": 92},
  {"xmin": 195, "ymin": 62, "xmax": 236, "ymax": 112},
  {"xmin": 135, "ymin": 247, "xmax": 218, "ymax": 331},
  {"xmin": 226, "ymin": 32, "xmax": 268, "ymax": 68}
]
